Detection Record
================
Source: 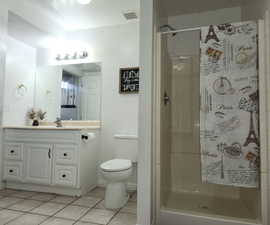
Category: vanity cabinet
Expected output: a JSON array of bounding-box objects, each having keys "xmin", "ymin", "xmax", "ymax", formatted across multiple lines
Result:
[
  {"xmin": 2, "ymin": 128, "xmax": 99, "ymax": 196},
  {"xmin": 24, "ymin": 143, "xmax": 53, "ymax": 185}
]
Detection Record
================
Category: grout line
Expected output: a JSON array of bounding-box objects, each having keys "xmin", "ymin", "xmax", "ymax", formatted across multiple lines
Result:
[
  {"xmin": 1, "ymin": 188, "xmax": 137, "ymax": 225},
  {"xmin": 43, "ymin": 195, "xmax": 100, "ymax": 223},
  {"xmin": 73, "ymin": 198, "xmax": 104, "ymax": 224},
  {"xmin": 106, "ymin": 208, "xmax": 122, "ymax": 225},
  {"xmin": 3, "ymin": 210, "xmax": 25, "ymax": 225}
]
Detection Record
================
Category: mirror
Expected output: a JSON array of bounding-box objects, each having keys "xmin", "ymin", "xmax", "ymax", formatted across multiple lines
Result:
[{"xmin": 34, "ymin": 63, "xmax": 102, "ymax": 122}]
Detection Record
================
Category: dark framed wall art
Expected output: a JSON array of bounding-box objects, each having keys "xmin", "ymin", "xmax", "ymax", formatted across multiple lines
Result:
[{"xmin": 119, "ymin": 67, "xmax": 139, "ymax": 94}]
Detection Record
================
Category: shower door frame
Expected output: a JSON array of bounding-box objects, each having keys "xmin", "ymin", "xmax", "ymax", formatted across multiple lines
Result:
[{"xmin": 154, "ymin": 19, "xmax": 270, "ymax": 225}]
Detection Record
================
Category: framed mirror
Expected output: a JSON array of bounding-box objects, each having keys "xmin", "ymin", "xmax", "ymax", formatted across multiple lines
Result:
[{"xmin": 34, "ymin": 62, "xmax": 102, "ymax": 122}]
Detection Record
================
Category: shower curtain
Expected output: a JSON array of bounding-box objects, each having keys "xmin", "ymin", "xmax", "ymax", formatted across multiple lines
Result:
[{"xmin": 200, "ymin": 21, "xmax": 259, "ymax": 187}]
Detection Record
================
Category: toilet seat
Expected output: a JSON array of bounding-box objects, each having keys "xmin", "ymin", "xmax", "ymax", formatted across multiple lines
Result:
[{"xmin": 100, "ymin": 159, "xmax": 132, "ymax": 172}]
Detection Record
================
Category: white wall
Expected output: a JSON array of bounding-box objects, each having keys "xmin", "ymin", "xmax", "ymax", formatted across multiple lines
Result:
[
  {"xmin": 0, "ymin": 0, "xmax": 8, "ymax": 189},
  {"xmin": 138, "ymin": 0, "xmax": 155, "ymax": 224},
  {"xmin": 3, "ymin": 37, "xmax": 36, "ymax": 126},
  {"xmin": 66, "ymin": 23, "xmax": 140, "ymax": 187},
  {"xmin": 37, "ymin": 22, "xmax": 140, "ymax": 187}
]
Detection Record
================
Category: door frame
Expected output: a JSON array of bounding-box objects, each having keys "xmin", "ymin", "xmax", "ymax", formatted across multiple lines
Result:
[{"xmin": 258, "ymin": 14, "xmax": 270, "ymax": 225}]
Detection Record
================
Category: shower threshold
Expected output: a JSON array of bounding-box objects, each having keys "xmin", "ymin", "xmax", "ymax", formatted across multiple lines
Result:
[{"xmin": 161, "ymin": 191, "xmax": 260, "ymax": 225}]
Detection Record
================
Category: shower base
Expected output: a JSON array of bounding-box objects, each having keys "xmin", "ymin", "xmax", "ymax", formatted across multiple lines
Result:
[{"xmin": 160, "ymin": 191, "xmax": 260, "ymax": 225}]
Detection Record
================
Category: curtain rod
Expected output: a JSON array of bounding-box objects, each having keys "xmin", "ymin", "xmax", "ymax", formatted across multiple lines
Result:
[{"xmin": 160, "ymin": 26, "xmax": 201, "ymax": 35}]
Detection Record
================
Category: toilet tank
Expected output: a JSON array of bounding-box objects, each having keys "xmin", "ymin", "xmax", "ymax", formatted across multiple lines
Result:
[{"xmin": 114, "ymin": 134, "xmax": 138, "ymax": 162}]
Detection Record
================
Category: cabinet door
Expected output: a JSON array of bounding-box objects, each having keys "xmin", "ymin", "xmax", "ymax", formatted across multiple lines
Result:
[{"xmin": 25, "ymin": 144, "xmax": 52, "ymax": 185}]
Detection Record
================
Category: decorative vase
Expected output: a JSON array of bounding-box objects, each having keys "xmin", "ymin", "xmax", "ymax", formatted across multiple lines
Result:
[{"xmin": 32, "ymin": 119, "xmax": 39, "ymax": 126}]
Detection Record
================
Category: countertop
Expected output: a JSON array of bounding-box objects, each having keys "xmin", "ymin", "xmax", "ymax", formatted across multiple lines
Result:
[{"xmin": 2, "ymin": 125, "xmax": 100, "ymax": 130}]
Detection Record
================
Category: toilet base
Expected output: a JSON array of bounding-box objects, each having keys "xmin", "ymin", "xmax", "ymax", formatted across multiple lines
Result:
[{"xmin": 105, "ymin": 182, "xmax": 129, "ymax": 209}]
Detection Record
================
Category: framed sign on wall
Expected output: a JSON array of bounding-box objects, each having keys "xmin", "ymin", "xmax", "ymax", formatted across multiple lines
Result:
[{"xmin": 119, "ymin": 67, "xmax": 139, "ymax": 94}]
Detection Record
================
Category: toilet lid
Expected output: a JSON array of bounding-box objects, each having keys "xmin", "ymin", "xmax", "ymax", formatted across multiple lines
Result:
[{"xmin": 100, "ymin": 159, "xmax": 132, "ymax": 172}]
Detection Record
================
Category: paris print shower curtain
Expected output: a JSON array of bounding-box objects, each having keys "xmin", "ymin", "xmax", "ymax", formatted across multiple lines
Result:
[{"xmin": 200, "ymin": 21, "xmax": 259, "ymax": 187}]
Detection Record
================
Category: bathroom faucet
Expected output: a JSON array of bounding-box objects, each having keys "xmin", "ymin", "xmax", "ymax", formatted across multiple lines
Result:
[{"xmin": 54, "ymin": 117, "xmax": 63, "ymax": 127}]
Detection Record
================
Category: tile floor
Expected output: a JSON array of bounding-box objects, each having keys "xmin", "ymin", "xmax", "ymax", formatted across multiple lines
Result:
[{"xmin": 0, "ymin": 188, "xmax": 137, "ymax": 225}]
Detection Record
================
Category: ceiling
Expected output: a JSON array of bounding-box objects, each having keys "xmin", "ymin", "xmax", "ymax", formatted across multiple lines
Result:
[
  {"xmin": 26, "ymin": 0, "xmax": 140, "ymax": 31},
  {"xmin": 159, "ymin": 0, "xmax": 245, "ymax": 17}
]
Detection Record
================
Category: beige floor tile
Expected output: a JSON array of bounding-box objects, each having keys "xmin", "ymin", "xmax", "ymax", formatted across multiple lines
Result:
[
  {"xmin": 95, "ymin": 200, "xmax": 118, "ymax": 212},
  {"xmin": 40, "ymin": 217, "xmax": 75, "ymax": 225},
  {"xmin": 12, "ymin": 191, "xmax": 37, "ymax": 199},
  {"xmin": 75, "ymin": 222, "xmax": 98, "ymax": 225},
  {"xmin": 54, "ymin": 205, "xmax": 89, "ymax": 220},
  {"xmin": 108, "ymin": 213, "xmax": 137, "ymax": 225},
  {"xmin": 0, "ymin": 209, "xmax": 23, "ymax": 225},
  {"xmin": 32, "ymin": 202, "xmax": 66, "ymax": 216},
  {"xmin": 8, "ymin": 199, "xmax": 43, "ymax": 212},
  {"xmin": 72, "ymin": 196, "xmax": 101, "ymax": 208},
  {"xmin": 86, "ymin": 187, "xmax": 105, "ymax": 198},
  {"xmin": 6, "ymin": 213, "xmax": 47, "ymax": 225},
  {"xmin": 0, "ymin": 197, "xmax": 23, "ymax": 208},
  {"xmin": 80, "ymin": 208, "xmax": 116, "ymax": 225},
  {"xmin": 31, "ymin": 193, "xmax": 57, "ymax": 201},
  {"xmin": 120, "ymin": 202, "xmax": 137, "ymax": 214},
  {"xmin": 50, "ymin": 195, "xmax": 77, "ymax": 204}
]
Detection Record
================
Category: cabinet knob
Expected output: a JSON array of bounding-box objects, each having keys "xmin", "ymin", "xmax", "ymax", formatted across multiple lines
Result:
[
  {"xmin": 63, "ymin": 153, "xmax": 67, "ymax": 157},
  {"xmin": 62, "ymin": 174, "xmax": 66, "ymax": 178},
  {"xmin": 10, "ymin": 150, "xmax": 15, "ymax": 154},
  {"xmin": 9, "ymin": 169, "xmax": 14, "ymax": 173}
]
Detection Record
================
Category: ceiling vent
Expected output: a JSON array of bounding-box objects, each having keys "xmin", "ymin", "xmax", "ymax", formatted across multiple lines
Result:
[{"xmin": 123, "ymin": 11, "xmax": 138, "ymax": 21}]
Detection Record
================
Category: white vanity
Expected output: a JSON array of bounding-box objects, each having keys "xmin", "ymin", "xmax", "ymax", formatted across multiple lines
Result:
[
  {"xmin": 1, "ymin": 55, "xmax": 103, "ymax": 196},
  {"xmin": 2, "ymin": 126, "xmax": 100, "ymax": 196}
]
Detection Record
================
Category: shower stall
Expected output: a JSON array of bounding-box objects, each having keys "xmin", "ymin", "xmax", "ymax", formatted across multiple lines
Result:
[{"xmin": 155, "ymin": 19, "xmax": 268, "ymax": 225}]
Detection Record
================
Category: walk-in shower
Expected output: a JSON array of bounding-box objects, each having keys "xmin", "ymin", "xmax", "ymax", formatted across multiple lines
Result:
[{"xmin": 156, "ymin": 20, "xmax": 267, "ymax": 225}]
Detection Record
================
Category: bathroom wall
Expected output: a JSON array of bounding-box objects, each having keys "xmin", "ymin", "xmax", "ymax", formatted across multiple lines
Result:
[
  {"xmin": 0, "ymin": 0, "xmax": 8, "ymax": 189},
  {"xmin": 37, "ymin": 22, "xmax": 140, "ymax": 188},
  {"xmin": 66, "ymin": 23, "xmax": 139, "ymax": 188},
  {"xmin": 2, "ymin": 37, "xmax": 36, "ymax": 126}
]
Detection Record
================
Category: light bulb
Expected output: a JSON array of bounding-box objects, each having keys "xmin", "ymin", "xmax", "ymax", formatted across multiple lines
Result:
[{"xmin": 77, "ymin": 0, "xmax": 92, "ymax": 4}]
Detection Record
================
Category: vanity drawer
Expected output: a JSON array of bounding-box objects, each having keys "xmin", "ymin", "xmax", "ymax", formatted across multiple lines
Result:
[
  {"xmin": 54, "ymin": 145, "xmax": 78, "ymax": 165},
  {"xmin": 54, "ymin": 165, "xmax": 77, "ymax": 187},
  {"xmin": 3, "ymin": 162, "xmax": 23, "ymax": 181},
  {"xmin": 4, "ymin": 143, "xmax": 23, "ymax": 161}
]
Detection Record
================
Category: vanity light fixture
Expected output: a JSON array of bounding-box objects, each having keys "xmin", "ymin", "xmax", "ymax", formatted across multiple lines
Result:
[
  {"xmin": 56, "ymin": 51, "xmax": 88, "ymax": 61},
  {"xmin": 77, "ymin": 0, "xmax": 92, "ymax": 5}
]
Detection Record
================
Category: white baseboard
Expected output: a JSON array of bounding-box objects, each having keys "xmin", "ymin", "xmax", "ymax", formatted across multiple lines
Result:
[
  {"xmin": 6, "ymin": 182, "xmax": 91, "ymax": 196},
  {"xmin": 0, "ymin": 182, "xmax": 6, "ymax": 190}
]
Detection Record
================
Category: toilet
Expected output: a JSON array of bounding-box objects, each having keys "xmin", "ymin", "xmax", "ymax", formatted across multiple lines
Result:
[{"xmin": 100, "ymin": 134, "xmax": 138, "ymax": 209}]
